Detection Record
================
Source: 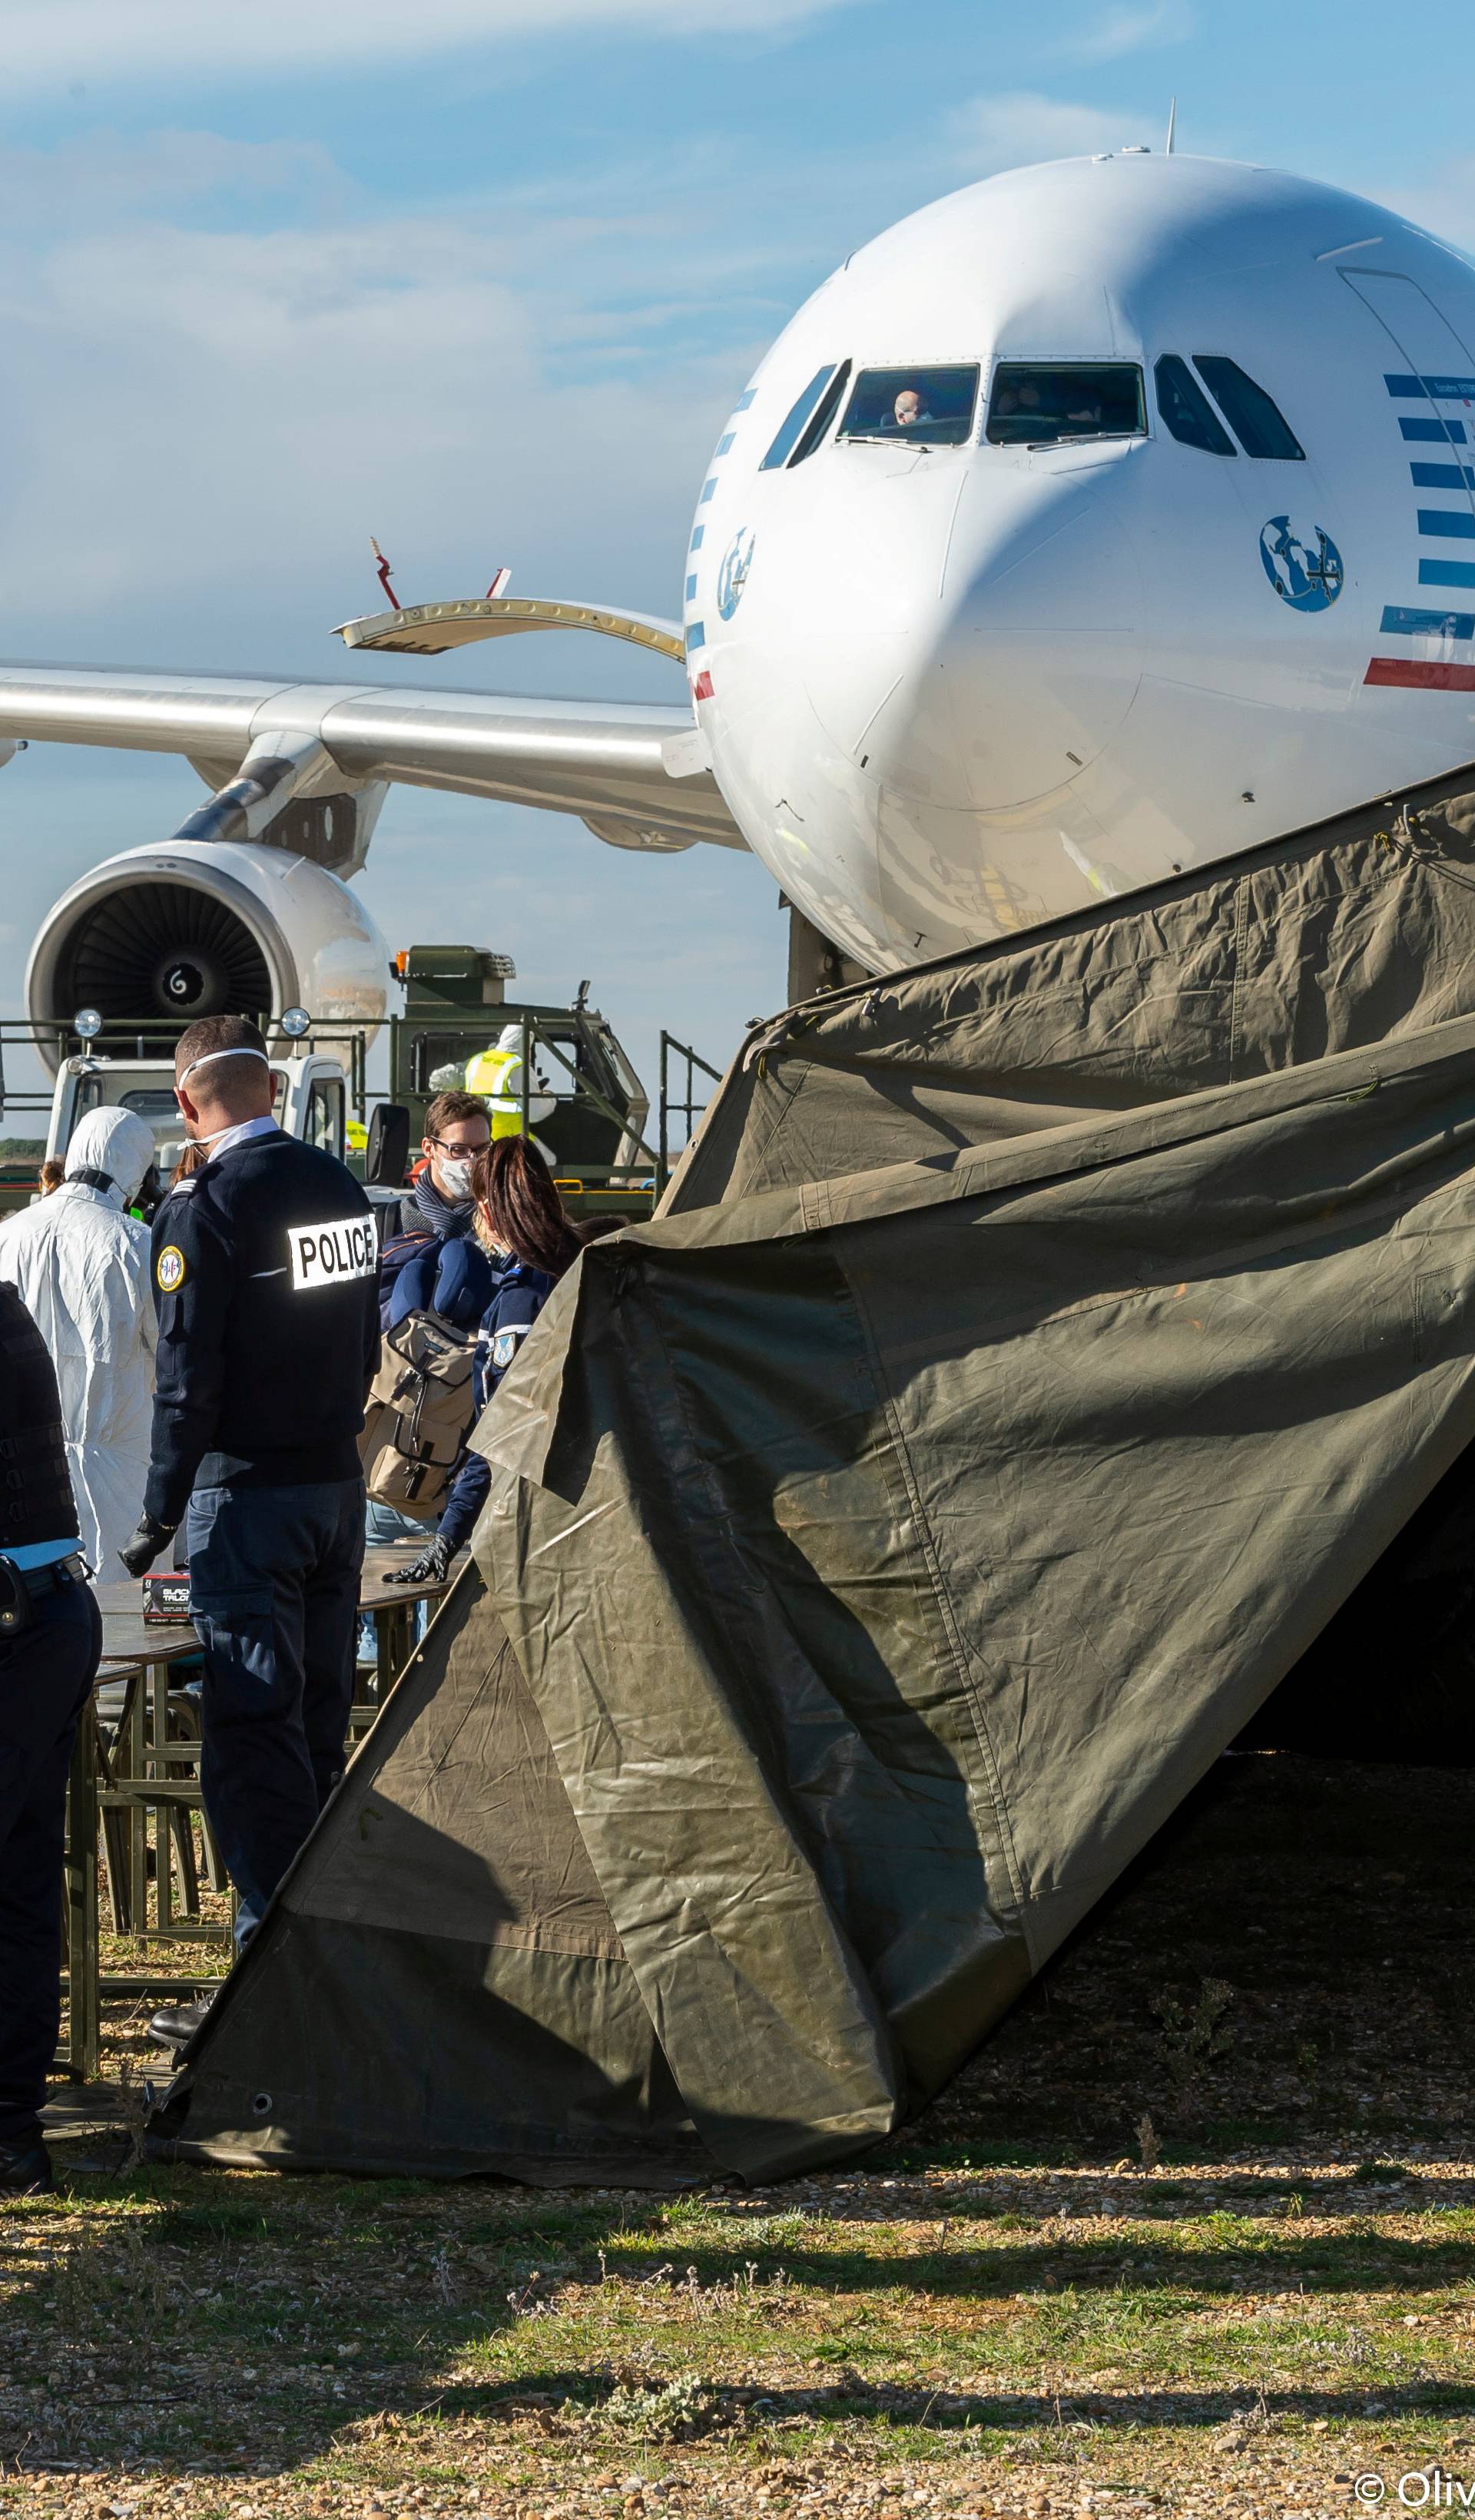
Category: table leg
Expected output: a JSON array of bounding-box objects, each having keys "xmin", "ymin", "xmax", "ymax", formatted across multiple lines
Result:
[
  {"xmin": 101, "ymin": 1671, "xmax": 137, "ymax": 1934},
  {"xmin": 124, "ymin": 1666, "xmax": 147, "ymax": 1935},
  {"xmin": 150, "ymin": 1660, "xmax": 172, "ymax": 1935},
  {"xmin": 65, "ymin": 1709, "xmax": 99, "ymax": 2079},
  {"xmin": 376, "ymin": 1601, "xmax": 412, "ymax": 1702}
]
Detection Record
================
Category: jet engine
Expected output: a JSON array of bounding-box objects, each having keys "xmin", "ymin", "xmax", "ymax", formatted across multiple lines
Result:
[{"xmin": 26, "ymin": 838, "xmax": 389, "ymax": 1073}]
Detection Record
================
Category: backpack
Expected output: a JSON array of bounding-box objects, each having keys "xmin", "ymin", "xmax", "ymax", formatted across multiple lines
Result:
[{"xmin": 359, "ymin": 1308, "xmax": 479, "ymax": 1521}]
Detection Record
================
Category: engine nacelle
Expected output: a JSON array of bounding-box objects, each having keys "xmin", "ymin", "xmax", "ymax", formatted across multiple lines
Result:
[{"xmin": 26, "ymin": 840, "xmax": 389, "ymax": 1073}]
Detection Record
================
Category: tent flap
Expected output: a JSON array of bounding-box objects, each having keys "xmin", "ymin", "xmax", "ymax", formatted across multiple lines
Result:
[{"xmin": 157, "ymin": 771, "xmax": 1475, "ymax": 2183}]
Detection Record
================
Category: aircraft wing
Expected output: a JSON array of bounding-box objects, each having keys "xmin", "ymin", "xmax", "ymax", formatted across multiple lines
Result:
[{"xmin": 0, "ymin": 662, "xmax": 741, "ymax": 854}]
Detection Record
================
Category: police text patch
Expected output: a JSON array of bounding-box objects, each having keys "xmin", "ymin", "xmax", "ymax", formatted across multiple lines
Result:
[
  {"xmin": 289, "ymin": 1215, "xmax": 376, "ymax": 1292},
  {"xmin": 156, "ymin": 1245, "xmax": 187, "ymax": 1293}
]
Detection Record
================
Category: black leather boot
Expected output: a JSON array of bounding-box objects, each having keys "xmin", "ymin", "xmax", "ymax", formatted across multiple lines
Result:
[
  {"xmin": 147, "ymin": 1992, "xmax": 217, "ymax": 2052},
  {"xmin": 0, "ymin": 2133, "xmax": 55, "ymax": 2194}
]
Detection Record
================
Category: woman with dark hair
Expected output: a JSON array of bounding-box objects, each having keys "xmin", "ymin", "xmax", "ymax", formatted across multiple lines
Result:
[{"xmin": 382, "ymin": 1138, "xmax": 579, "ymax": 1588}]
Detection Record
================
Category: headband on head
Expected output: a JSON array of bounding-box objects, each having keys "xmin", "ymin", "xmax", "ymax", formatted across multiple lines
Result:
[{"xmin": 177, "ymin": 1046, "xmax": 270, "ymax": 1089}]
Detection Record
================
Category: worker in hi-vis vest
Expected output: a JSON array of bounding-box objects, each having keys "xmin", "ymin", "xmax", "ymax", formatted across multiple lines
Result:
[{"xmin": 464, "ymin": 1024, "xmax": 557, "ymax": 1146}]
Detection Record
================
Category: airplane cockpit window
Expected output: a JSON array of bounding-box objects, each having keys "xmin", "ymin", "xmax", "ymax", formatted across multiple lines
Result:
[
  {"xmin": 1155, "ymin": 354, "xmax": 1237, "ymax": 455},
  {"xmin": 1192, "ymin": 357, "xmax": 1304, "ymax": 460},
  {"xmin": 837, "ymin": 365, "xmax": 981, "ymax": 448},
  {"xmin": 760, "ymin": 366, "xmax": 840, "ymax": 470},
  {"xmin": 986, "ymin": 363, "xmax": 1145, "ymax": 446},
  {"xmin": 787, "ymin": 360, "xmax": 853, "ymax": 465}
]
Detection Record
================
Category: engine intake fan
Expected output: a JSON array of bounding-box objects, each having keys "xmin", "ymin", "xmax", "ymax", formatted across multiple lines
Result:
[
  {"xmin": 27, "ymin": 839, "xmax": 389, "ymax": 1073},
  {"xmin": 58, "ymin": 880, "xmax": 273, "ymax": 1023}
]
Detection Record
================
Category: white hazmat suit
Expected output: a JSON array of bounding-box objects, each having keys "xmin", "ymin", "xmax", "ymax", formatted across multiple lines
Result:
[{"xmin": 0, "ymin": 1106, "xmax": 158, "ymax": 1571}]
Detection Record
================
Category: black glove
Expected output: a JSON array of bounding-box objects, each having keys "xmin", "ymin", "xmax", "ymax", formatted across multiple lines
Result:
[
  {"xmin": 118, "ymin": 1514, "xmax": 176, "ymax": 1578},
  {"xmin": 382, "ymin": 1535, "xmax": 452, "ymax": 1587}
]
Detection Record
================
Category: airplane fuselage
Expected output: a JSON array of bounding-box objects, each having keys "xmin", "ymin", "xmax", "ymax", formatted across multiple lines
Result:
[{"xmin": 688, "ymin": 152, "xmax": 1475, "ymax": 970}]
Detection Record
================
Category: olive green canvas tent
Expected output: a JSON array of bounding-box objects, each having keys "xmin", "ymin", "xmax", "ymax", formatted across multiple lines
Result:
[{"xmin": 153, "ymin": 765, "xmax": 1475, "ymax": 2183}]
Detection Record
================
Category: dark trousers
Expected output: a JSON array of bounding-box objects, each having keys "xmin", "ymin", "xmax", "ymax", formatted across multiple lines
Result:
[
  {"xmin": 0, "ymin": 1582, "xmax": 102, "ymax": 2142},
  {"xmin": 185, "ymin": 1477, "xmax": 366, "ymax": 1943}
]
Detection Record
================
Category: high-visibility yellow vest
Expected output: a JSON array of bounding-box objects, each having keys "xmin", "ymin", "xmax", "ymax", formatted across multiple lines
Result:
[{"xmin": 465, "ymin": 1045, "xmax": 526, "ymax": 1136}]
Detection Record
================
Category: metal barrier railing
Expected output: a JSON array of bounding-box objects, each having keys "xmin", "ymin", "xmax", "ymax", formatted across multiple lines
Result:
[
  {"xmin": 0, "ymin": 1008, "xmax": 718, "ymax": 1207},
  {"xmin": 658, "ymin": 1030, "xmax": 722, "ymax": 1198}
]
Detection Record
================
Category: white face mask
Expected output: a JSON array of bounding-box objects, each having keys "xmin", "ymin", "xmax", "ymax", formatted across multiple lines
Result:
[{"xmin": 437, "ymin": 1156, "xmax": 475, "ymax": 1201}]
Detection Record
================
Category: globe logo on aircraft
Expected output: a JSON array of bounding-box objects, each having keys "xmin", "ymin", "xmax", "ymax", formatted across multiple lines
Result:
[
  {"xmin": 1259, "ymin": 516, "xmax": 1344, "ymax": 612},
  {"xmin": 718, "ymin": 527, "xmax": 756, "ymax": 622}
]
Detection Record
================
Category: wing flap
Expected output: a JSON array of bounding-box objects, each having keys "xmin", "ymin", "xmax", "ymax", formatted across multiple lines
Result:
[
  {"xmin": 335, "ymin": 595, "xmax": 685, "ymax": 665},
  {"xmin": 0, "ymin": 662, "xmax": 742, "ymax": 853}
]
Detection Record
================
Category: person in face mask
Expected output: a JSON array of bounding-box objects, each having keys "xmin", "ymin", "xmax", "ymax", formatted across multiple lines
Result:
[
  {"xmin": 375, "ymin": 1089, "xmax": 491, "ymax": 1331},
  {"xmin": 0, "ymin": 1105, "xmax": 159, "ymax": 1572},
  {"xmin": 383, "ymin": 1136, "xmax": 579, "ymax": 1590}
]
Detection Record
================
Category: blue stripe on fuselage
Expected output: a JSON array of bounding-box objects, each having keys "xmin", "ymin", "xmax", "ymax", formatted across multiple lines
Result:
[
  {"xmin": 1387, "ymin": 372, "xmax": 1475, "ymax": 399},
  {"xmin": 1381, "ymin": 603, "xmax": 1475, "ymax": 638},
  {"xmin": 1402, "ymin": 415, "xmax": 1468, "ymax": 442},
  {"xmin": 1418, "ymin": 507, "xmax": 1475, "ymax": 537},
  {"xmin": 1420, "ymin": 559, "xmax": 1475, "ymax": 586},
  {"xmin": 1411, "ymin": 462, "xmax": 1475, "ymax": 489}
]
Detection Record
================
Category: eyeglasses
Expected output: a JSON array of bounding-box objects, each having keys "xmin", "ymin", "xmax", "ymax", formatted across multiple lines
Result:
[{"xmin": 427, "ymin": 1136, "xmax": 490, "ymax": 1156}]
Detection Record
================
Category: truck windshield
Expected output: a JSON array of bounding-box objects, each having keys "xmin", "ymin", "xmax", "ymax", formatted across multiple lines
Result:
[
  {"xmin": 73, "ymin": 1078, "xmax": 190, "ymax": 1173},
  {"xmin": 69, "ymin": 1072, "xmax": 290, "ymax": 1175}
]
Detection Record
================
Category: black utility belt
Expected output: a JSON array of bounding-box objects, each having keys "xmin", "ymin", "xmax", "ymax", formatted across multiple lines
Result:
[{"xmin": 0, "ymin": 1552, "xmax": 88, "ymax": 1633}]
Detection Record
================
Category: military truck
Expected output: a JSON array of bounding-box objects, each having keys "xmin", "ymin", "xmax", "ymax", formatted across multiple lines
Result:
[
  {"xmin": 0, "ymin": 948, "xmax": 715, "ymax": 1222},
  {"xmin": 364, "ymin": 945, "xmax": 666, "ymax": 1222}
]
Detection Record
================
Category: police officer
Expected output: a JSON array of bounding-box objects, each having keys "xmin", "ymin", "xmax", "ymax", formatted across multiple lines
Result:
[
  {"xmin": 0, "ymin": 1284, "xmax": 101, "ymax": 2193},
  {"xmin": 118, "ymin": 1015, "xmax": 379, "ymax": 2051}
]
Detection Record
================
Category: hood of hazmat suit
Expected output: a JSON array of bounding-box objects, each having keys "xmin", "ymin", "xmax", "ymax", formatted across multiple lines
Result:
[{"xmin": 0, "ymin": 1105, "xmax": 158, "ymax": 1570}]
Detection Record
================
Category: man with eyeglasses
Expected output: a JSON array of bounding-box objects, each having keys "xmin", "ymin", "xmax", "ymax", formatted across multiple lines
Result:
[{"xmin": 376, "ymin": 1089, "xmax": 492, "ymax": 1321}]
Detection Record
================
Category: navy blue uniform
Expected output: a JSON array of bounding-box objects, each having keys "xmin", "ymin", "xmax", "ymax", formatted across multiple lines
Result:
[
  {"xmin": 144, "ymin": 1127, "xmax": 379, "ymax": 1941},
  {"xmin": 0, "ymin": 1285, "xmax": 101, "ymax": 2163},
  {"xmin": 433, "ymin": 1255, "xmax": 556, "ymax": 1554}
]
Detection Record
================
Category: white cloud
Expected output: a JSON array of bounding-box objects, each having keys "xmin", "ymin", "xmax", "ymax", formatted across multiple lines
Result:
[
  {"xmin": 1062, "ymin": 0, "xmax": 1193, "ymax": 65},
  {"xmin": 947, "ymin": 91, "xmax": 1149, "ymax": 177},
  {"xmin": 0, "ymin": 128, "xmax": 793, "ymax": 641},
  {"xmin": 0, "ymin": 130, "xmax": 344, "ymax": 226},
  {"xmin": 0, "ymin": 0, "xmax": 858, "ymax": 94},
  {"xmin": 0, "ymin": 126, "xmax": 800, "ymax": 1081}
]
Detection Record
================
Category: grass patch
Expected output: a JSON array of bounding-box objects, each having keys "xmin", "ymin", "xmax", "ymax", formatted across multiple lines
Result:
[{"xmin": 18, "ymin": 1750, "xmax": 1474, "ymax": 2515}]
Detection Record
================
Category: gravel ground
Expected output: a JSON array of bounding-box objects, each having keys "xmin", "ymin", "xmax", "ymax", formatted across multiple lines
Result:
[{"xmin": 5, "ymin": 1751, "xmax": 1469, "ymax": 2519}]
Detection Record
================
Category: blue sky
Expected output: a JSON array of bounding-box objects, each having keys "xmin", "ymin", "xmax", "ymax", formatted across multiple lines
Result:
[{"xmin": 3, "ymin": 0, "xmax": 1475, "ymax": 1108}]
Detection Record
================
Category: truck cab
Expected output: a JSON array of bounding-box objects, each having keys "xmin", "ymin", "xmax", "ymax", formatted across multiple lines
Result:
[{"xmin": 49, "ymin": 1049, "xmax": 353, "ymax": 1177}]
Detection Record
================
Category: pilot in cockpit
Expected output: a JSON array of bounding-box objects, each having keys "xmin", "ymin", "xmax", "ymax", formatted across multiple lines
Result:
[
  {"xmin": 993, "ymin": 380, "xmax": 1040, "ymax": 425},
  {"xmin": 890, "ymin": 386, "xmax": 932, "ymax": 431}
]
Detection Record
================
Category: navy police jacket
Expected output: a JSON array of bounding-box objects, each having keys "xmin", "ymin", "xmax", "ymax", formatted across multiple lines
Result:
[
  {"xmin": 430, "ymin": 1252, "xmax": 557, "ymax": 1554},
  {"xmin": 144, "ymin": 1128, "xmax": 380, "ymax": 1528}
]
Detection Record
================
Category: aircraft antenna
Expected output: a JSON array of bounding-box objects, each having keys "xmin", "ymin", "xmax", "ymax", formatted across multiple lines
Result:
[
  {"xmin": 486, "ymin": 565, "xmax": 512, "ymax": 599},
  {"xmin": 1165, "ymin": 97, "xmax": 1177, "ymax": 154},
  {"xmin": 370, "ymin": 536, "xmax": 401, "ymax": 612}
]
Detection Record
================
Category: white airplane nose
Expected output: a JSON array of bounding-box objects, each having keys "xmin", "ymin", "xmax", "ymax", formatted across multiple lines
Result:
[{"xmin": 851, "ymin": 467, "xmax": 1145, "ymax": 815}]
